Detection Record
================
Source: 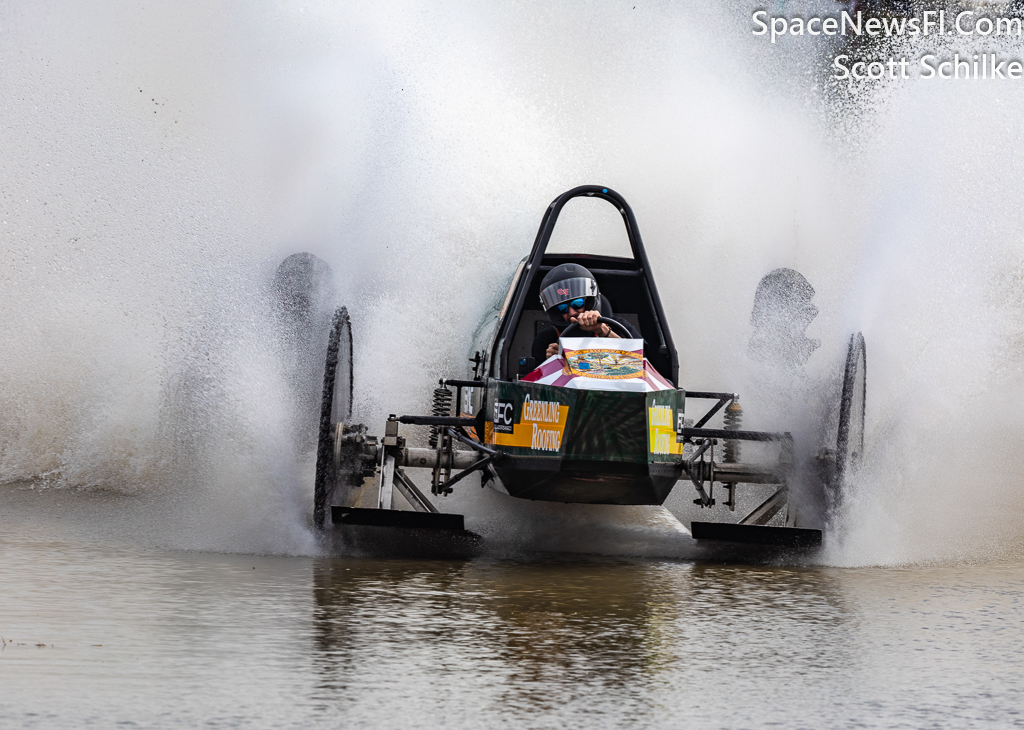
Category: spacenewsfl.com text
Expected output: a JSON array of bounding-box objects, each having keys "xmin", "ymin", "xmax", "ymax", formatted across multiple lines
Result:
[{"xmin": 752, "ymin": 8, "xmax": 1024, "ymax": 82}]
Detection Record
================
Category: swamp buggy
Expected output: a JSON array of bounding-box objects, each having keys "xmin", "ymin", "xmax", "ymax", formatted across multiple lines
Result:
[{"xmin": 308, "ymin": 185, "xmax": 866, "ymax": 554}]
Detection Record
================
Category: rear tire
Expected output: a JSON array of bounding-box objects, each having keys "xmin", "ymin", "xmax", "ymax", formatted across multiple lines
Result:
[{"xmin": 314, "ymin": 307, "xmax": 353, "ymax": 530}]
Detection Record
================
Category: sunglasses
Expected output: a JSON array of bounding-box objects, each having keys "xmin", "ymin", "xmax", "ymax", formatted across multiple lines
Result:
[{"xmin": 556, "ymin": 298, "xmax": 587, "ymax": 313}]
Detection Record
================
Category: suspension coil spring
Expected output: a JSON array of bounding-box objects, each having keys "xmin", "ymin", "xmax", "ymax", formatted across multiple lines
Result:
[
  {"xmin": 428, "ymin": 386, "xmax": 452, "ymax": 448},
  {"xmin": 723, "ymin": 397, "xmax": 742, "ymax": 463}
]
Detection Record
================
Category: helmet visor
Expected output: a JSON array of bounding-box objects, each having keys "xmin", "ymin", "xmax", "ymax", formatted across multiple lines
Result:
[{"xmin": 539, "ymin": 277, "xmax": 599, "ymax": 311}]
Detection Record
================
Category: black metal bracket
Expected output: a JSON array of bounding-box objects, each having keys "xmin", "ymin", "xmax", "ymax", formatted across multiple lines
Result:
[
  {"xmin": 447, "ymin": 427, "xmax": 498, "ymax": 456},
  {"xmin": 687, "ymin": 438, "xmax": 716, "ymax": 507},
  {"xmin": 684, "ymin": 391, "xmax": 736, "ymax": 430},
  {"xmin": 738, "ymin": 487, "xmax": 788, "ymax": 526},
  {"xmin": 435, "ymin": 454, "xmax": 496, "ymax": 494},
  {"xmin": 393, "ymin": 467, "xmax": 440, "ymax": 514},
  {"xmin": 469, "ymin": 352, "xmax": 485, "ymax": 380},
  {"xmin": 441, "ymin": 379, "xmax": 485, "ymax": 424},
  {"xmin": 399, "ymin": 415, "xmax": 478, "ymax": 428},
  {"xmin": 679, "ymin": 427, "xmax": 792, "ymax": 443},
  {"xmin": 443, "ymin": 379, "xmax": 485, "ymax": 388}
]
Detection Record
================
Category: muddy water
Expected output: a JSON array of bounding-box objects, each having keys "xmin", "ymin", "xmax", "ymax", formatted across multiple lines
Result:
[{"xmin": 2, "ymin": 488, "xmax": 1022, "ymax": 729}]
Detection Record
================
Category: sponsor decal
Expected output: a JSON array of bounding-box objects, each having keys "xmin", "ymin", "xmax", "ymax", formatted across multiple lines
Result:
[
  {"xmin": 648, "ymin": 404, "xmax": 683, "ymax": 455},
  {"xmin": 522, "ymin": 397, "xmax": 561, "ymax": 424},
  {"xmin": 557, "ymin": 288, "xmax": 570, "ymax": 296},
  {"xmin": 524, "ymin": 395, "xmax": 564, "ymax": 451},
  {"xmin": 493, "ymin": 398, "xmax": 515, "ymax": 434},
  {"xmin": 650, "ymin": 404, "xmax": 673, "ymax": 427},
  {"xmin": 531, "ymin": 423, "xmax": 562, "ymax": 451},
  {"xmin": 491, "ymin": 394, "xmax": 569, "ymax": 452}
]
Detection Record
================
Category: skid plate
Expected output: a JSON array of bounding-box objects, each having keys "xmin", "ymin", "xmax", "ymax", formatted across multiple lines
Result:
[
  {"xmin": 331, "ymin": 506, "xmax": 466, "ymax": 531},
  {"xmin": 690, "ymin": 521, "xmax": 822, "ymax": 548}
]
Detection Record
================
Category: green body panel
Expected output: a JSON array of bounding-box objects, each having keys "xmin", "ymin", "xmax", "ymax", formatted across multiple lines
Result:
[
  {"xmin": 484, "ymin": 379, "xmax": 685, "ymax": 505},
  {"xmin": 565, "ymin": 390, "xmax": 647, "ymax": 462}
]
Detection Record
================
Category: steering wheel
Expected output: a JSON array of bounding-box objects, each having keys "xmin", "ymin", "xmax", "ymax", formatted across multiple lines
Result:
[{"xmin": 560, "ymin": 316, "xmax": 632, "ymax": 339}]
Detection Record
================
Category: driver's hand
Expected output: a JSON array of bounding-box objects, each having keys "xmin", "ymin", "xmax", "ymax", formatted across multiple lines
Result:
[
  {"xmin": 546, "ymin": 342, "xmax": 559, "ymax": 358},
  {"xmin": 571, "ymin": 309, "xmax": 610, "ymax": 336}
]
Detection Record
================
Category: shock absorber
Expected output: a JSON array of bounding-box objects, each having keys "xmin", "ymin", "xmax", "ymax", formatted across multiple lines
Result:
[
  {"xmin": 723, "ymin": 396, "xmax": 742, "ymax": 463},
  {"xmin": 428, "ymin": 384, "xmax": 452, "ymax": 448}
]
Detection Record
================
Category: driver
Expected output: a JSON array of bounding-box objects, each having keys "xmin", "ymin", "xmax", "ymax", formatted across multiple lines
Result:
[{"xmin": 532, "ymin": 263, "xmax": 641, "ymax": 361}]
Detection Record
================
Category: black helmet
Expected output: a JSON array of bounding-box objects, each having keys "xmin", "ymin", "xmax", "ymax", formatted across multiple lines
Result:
[{"xmin": 539, "ymin": 263, "xmax": 600, "ymax": 324}]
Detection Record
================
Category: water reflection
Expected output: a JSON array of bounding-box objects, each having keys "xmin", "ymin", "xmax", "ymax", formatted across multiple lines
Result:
[
  {"xmin": 4, "ymin": 507, "xmax": 1024, "ymax": 729},
  {"xmin": 311, "ymin": 557, "xmax": 674, "ymax": 720},
  {"xmin": 308, "ymin": 557, "xmax": 857, "ymax": 723},
  {"xmin": 462, "ymin": 559, "xmax": 680, "ymax": 714}
]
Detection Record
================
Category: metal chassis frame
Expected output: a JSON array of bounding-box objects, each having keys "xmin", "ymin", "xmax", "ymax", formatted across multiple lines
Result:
[
  {"xmin": 363, "ymin": 383, "xmax": 802, "ymax": 532},
  {"xmin": 369, "ymin": 380, "xmax": 492, "ymax": 513},
  {"xmin": 680, "ymin": 392, "xmax": 795, "ymax": 526}
]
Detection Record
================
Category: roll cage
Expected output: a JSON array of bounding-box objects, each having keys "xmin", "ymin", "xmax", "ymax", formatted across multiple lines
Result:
[{"xmin": 491, "ymin": 185, "xmax": 679, "ymax": 385}]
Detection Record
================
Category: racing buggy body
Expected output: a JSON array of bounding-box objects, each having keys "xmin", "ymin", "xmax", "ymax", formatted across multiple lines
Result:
[{"xmin": 310, "ymin": 186, "xmax": 866, "ymax": 554}]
